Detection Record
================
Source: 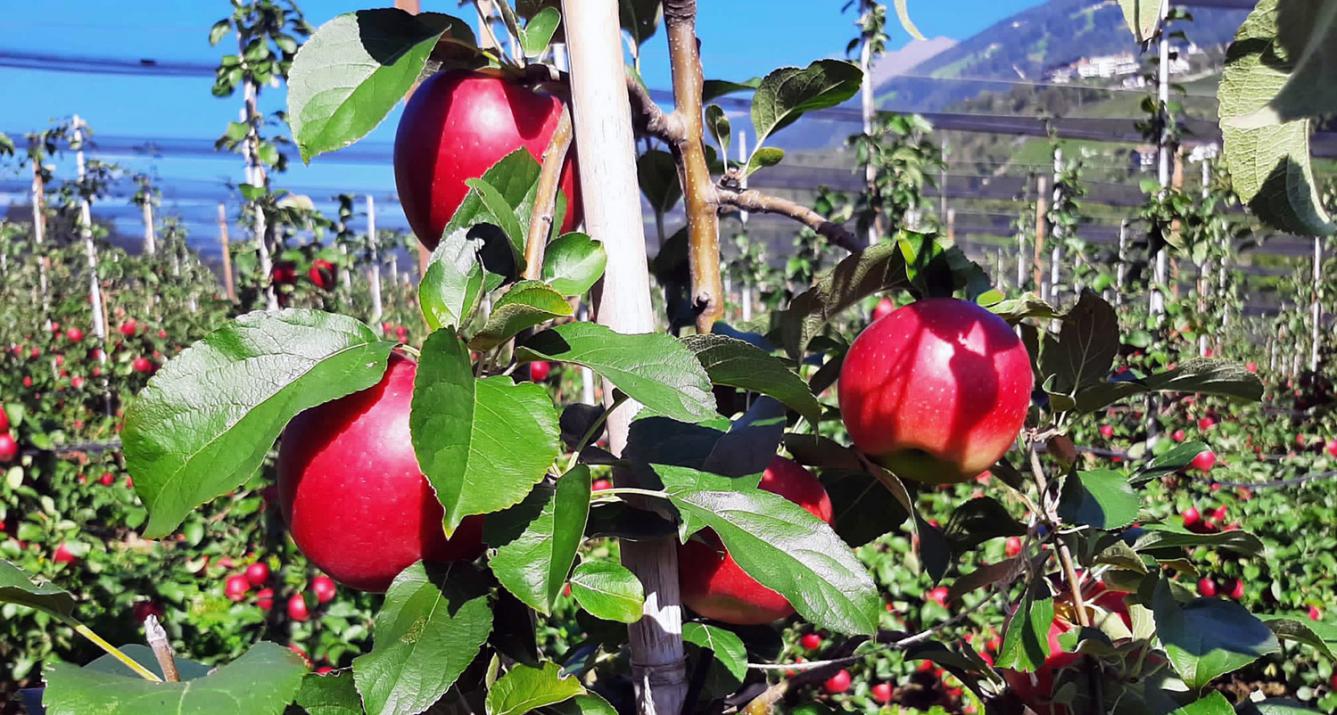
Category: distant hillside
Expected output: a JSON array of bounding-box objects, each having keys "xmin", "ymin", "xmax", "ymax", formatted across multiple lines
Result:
[{"xmin": 876, "ymin": 0, "xmax": 1248, "ymax": 111}]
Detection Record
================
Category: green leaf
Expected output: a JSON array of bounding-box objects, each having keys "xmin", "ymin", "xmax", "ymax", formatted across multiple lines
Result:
[
  {"xmin": 1132, "ymin": 440, "xmax": 1211, "ymax": 485},
  {"xmin": 682, "ymin": 334, "xmax": 818, "ymax": 423},
  {"xmin": 775, "ymin": 240, "xmax": 912, "ymax": 359},
  {"xmin": 547, "ymin": 694, "xmax": 618, "ymax": 715},
  {"xmin": 486, "ymin": 467, "xmax": 591, "ymax": 615},
  {"xmin": 541, "ymin": 233, "xmax": 606, "ymax": 297},
  {"xmin": 618, "ymin": 0, "xmax": 662, "ymax": 47},
  {"xmin": 1058, "ymin": 469, "xmax": 1139, "ymax": 530},
  {"xmin": 1242, "ymin": 701, "xmax": 1325, "ymax": 715},
  {"xmin": 469, "ymin": 281, "xmax": 573, "ymax": 351},
  {"xmin": 682, "ymin": 622, "xmax": 747, "ymax": 684},
  {"xmin": 84, "ymin": 645, "xmax": 213, "ymax": 681},
  {"xmin": 744, "ymin": 147, "xmax": 785, "ymax": 177},
  {"xmin": 518, "ymin": 323, "xmax": 715, "ymax": 423},
  {"xmin": 0, "ymin": 559, "xmax": 75, "ymax": 617},
  {"xmin": 519, "ymin": 6, "xmax": 561, "ymax": 56},
  {"xmin": 292, "ymin": 671, "xmax": 362, "ymax": 715},
  {"xmin": 1261, "ymin": 616, "xmax": 1337, "ymax": 660},
  {"xmin": 43, "ymin": 642, "xmax": 305, "ymax": 715},
  {"xmin": 750, "ymin": 60, "xmax": 862, "ymax": 145},
  {"xmin": 413, "ymin": 329, "xmax": 560, "ymax": 534},
  {"xmin": 1118, "ymin": 0, "xmax": 1163, "ymax": 43},
  {"xmin": 569, "ymin": 560, "xmax": 645, "ymax": 624},
  {"xmin": 995, "ymin": 588, "xmax": 1055, "ymax": 671},
  {"xmin": 444, "ymin": 149, "xmax": 546, "ymax": 257},
  {"xmin": 705, "ymin": 105, "xmax": 731, "ymax": 159},
  {"xmin": 943, "ymin": 497, "xmax": 1027, "ymax": 553},
  {"xmin": 703, "ymin": 77, "xmax": 760, "ymax": 102},
  {"xmin": 637, "ymin": 149, "xmax": 682, "ymax": 214},
  {"xmin": 820, "ymin": 470, "xmax": 909, "ymax": 548},
  {"xmin": 288, "ymin": 10, "xmax": 470, "ymax": 162},
  {"xmin": 353, "ymin": 563, "xmax": 493, "ymax": 715},
  {"xmin": 656, "ymin": 464, "xmax": 880, "ymax": 635},
  {"xmin": 466, "ymin": 178, "xmax": 529, "ymax": 257},
  {"xmin": 1143, "ymin": 358, "xmax": 1264, "ymax": 401},
  {"xmin": 1219, "ymin": 0, "xmax": 1334, "ymax": 235},
  {"xmin": 485, "ymin": 661, "xmax": 584, "ymax": 715},
  {"xmin": 1134, "ymin": 525, "xmax": 1265, "ymax": 556},
  {"xmin": 419, "ymin": 227, "xmax": 487, "ymax": 332},
  {"xmin": 989, "ymin": 293, "xmax": 1060, "ymax": 324},
  {"xmin": 123, "ymin": 310, "xmax": 395, "ymax": 537},
  {"xmin": 1041, "ymin": 290, "xmax": 1119, "ymax": 396},
  {"xmin": 1152, "ymin": 579, "xmax": 1279, "ymax": 690},
  {"xmin": 1171, "ymin": 692, "xmax": 1235, "ymax": 715}
]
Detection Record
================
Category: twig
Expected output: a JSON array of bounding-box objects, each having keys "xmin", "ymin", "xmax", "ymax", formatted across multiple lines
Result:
[
  {"xmin": 144, "ymin": 614, "xmax": 180, "ymax": 682},
  {"xmin": 1027, "ymin": 439, "xmax": 1091, "ymax": 629},
  {"xmin": 624, "ymin": 72, "xmax": 683, "ymax": 142},
  {"xmin": 523, "ymin": 106, "xmax": 573, "ymax": 281},
  {"xmin": 663, "ymin": 0, "xmax": 722, "ymax": 334},
  {"xmin": 716, "ymin": 188, "xmax": 862, "ymax": 253}
]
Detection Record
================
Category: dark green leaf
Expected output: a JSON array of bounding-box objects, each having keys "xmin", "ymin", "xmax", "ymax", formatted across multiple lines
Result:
[
  {"xmin": 292, "ymin": 671, "xmax": 361, "ymax": 715},
  {"xmin": 469, "ymin": 281, "xmax": 573, "ymax": 350},
  {"xmin": 419, "ymin": 227, "xmax": 487, "ymax": 332},
  {"xmin": 124, "ymin": 310, "xmax": 395, "ymax": 537},
  {"xmin": 681, "ymin": 622, "xmax": 747, "ymax": 683},
  {"xmin": 486, "ymin": 468, "xmax": 591, "ymax": 615},
  {"xmin": 618, "ymin": 0, "xmax": 662, "ymax": 46},
  {"xmin": 1152, "ymin": 579, "xmax": 1279, "ymax": 690},
  {"xmin": 683, "ymin": 334, "xmax": 818, "ymax": 423},
  {"xmin": 821, "ymin": 469, "xmax": 908, "ymax": 548},
  {"xmin": 1143, "ymin": 358, "xmax": 1265, "ymax": 401},
  {"xmin": 1042, "ymin": 290, "xmax": 1119, "ymax": 396},
  {"xmin": 1134, "ymin": 525, "xmax": 1265, "ymax": 556},
  {"xmin": 995, "ymin": 588, "xmax": 1055, "ymax": 671},
  {"xmin": 541, "ymin": 233, "xmax": 606, "ymax": 296},
  {"xmin": 636, "ymin": 150, "xmax": 682, "ymax": 214},
  {"xmin": 1058, "ymin": 469, "xmax": 1139, "ymax": 530},
  {"xmin": 1261, "ymin": 616, "xmax": 1337, "ymax": 660},
  {"xmin": 1132, "ymin": 440, "xmax": 1211, "ymax": 485},
  {"xmin": 413, "ymin": 329, "xmax": 560, "ymax": 534},
  {"xmin": 751, "ymin": 60, "xmax": 862, "ymax": 144},
  {"xmin": 0, "ymin": 560, "xmax": 75, "ymax": 617},
  {"xmin": 518, "ymin": 323, "xmax": 715, "ymax": 423},
  {"xmin": 1170, "ymin": 692, "xmax": 1235, "ymax": 715},
  {"xmin": 944, "ymin": 497, "xmax": 1027, "ymax": 553},
  {"xmin": 353, "ymin": 563, "xmax": 493, "ymax": 715},
  {"xmin": 775, "ymin": 240, "xmax": 912, "ymax": 359}
]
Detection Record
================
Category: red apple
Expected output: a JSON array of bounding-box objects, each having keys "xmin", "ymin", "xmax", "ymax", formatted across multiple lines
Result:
[
  {"xmin": 225, "ymin": 574, "xmax": 250, "ymax": 601},
  {"xmin": 0, "ymin": 408, "xmax": 8, "ymax": 433},
  {"xmin": 1197, "ymin": 577, "xmax": 1217, "ymax": 598},
  {"xmin": 870, "ymin": 682, "xmax": 894, "ymax": 704},
  {"xmin": 1309, "ymin": 605, "xmax": 1322, "ymax": 621},
  {"xmin": 1327, "ymin": 439, "xmax": 1337, "ymax": 458},
  {"xmin": 678, "ymin": 457, "xmax": 832, "ymax": 625},
  {"xmin": 308, "ymin": 259, "xmax": 337, "ymax": 291},
  {"xmin": 1190, "ymin": 450, "xmax": 1216, "ymax": 473},
  {"xmin": 1003, "ymin": 651, "xmax": 1081, "ymax": 715},
  {"xmin": 393, "ymin": 70, "xmax": 582, "ymax": 250},
  {"xmin": 277, "ymin": 353, "xmax": 484, "ymax": 592},
  {"xmin": 591, "ymin": 478, "xmax": 613, "ymax": 492},
  {"xmin": 927, "ymin": 585, "xmax": 950, "ymax": 606},
  {"xmin": 98, "ymin": 472, "xmax": 115, "ymax": 487},
  {"xmin": 871, "ymin": 297, "xmax": 895, "ymax": 321},
  {"xmin": 529, "ymin": 360, "xmax": 551, "ymax": 383},
  {"xmin": 1098, "ymin": 424, "xmax": 1114, "ymax": 439},
  {"xmin": 1245, "ymin": 361, "xmax": 1257, "ymax": 373},
  {"xmin": 1171, "ymin": 429, "xmax": 1186, "ymax": 443},
  {"xmin": 838, "ymin": 298, "xmax": 1032, "ymax": 484},
  {"xmin": 1182, "ymin": 506, "xmax": 1200, "ymax": 528},
  {"xmin": 53, "ymin": 543, "xmax": 78, "ymax": 565},
  {"xmin": 287, "ymin": 593, "xmax": 310, "ymax": 622},
  {"xmin": 256, "ymin": 587, "xmax": 275, "ymax": 611},
  {"xmin": 799, "ymin": 633, "xmax": 822, "ymax": 651},
  {"xmin": 1004, "ymin": 536, "xmax": 1023, "ymax": 558},
  {"xmin": 1197, "ymin": 416, "xmax": 1215, "ymax": 431},
  {"xmin": 245, "ymin": 561, "xmax": 270, "ymax": 587},
  {"xmin": 132, "ymin": 356, "xmax": 154, "ymax": 374},
  {"xmin": 311, "ymin": 575, "xmax": 337, "ymax": 604},
  {"xmin": 1228, "ymin": 578, "xmax": 1245, "ymax": 601},
  {"xmin": 0, "ymin": 433, "xmax": 17, "ymax": 463},
  {"xmin": 822, "ymin": 668, "xmax": 851, "ymax": 695},
  {"xmin": 119, "ymin": 320, "xmax": 137, "ymax": 337},
  {"xmin": 271, "ymin": 262, "xmax": 298, "ymax": 286},
  {"xmin": 65, "ymin": 327, "xmax": 83, "ymax": 343}
]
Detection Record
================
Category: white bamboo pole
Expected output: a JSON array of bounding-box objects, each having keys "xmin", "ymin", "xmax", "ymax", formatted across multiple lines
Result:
[
  {"xmin": 142, "ymin": 195, "xmax": 157, "ymax": 255},
  {"xmin": 1312, "ymin": 237, "xmax": 1323, "ymax": 372},
  {"xmin": 30, "ymin": 154, "xmax": 50, "ymax": 321},
  {"xmin": 561, "ymin": 2, "xmax": 686, "ymax": 713},
  {"xmin": 1150, "ymin": 0, "xmax": 1170, "ymax": 319},
  {"xmin": 367, "ymin": 195, "xmax": 384, "ymax": 322}
]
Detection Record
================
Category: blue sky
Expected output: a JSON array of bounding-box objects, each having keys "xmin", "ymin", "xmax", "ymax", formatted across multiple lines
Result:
[{"xmin": 0, "ymin": 0, "xmax": 1042, "ymax": 243}]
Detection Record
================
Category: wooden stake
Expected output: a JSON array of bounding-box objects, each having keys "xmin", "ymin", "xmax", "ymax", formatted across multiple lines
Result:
[
  {"xmin": 562, "ymin": 2, "xmax": 687, "ymax": 713},
  {"xmin": 30, "ymin": 149, "xmax": 50, "ymax": 321},
  {"xmin": 367, "ymin": 195, "xmax": 384, "ymax": 322},
  {"xmin": 144, "ymin": 615, "xmax": 180, "ymax": 682},
  {"xmin": 142, "ymin": 196, "xmax": 157, "ymax": 255},
  {"xmin": 1033, "ymin": 175, "xmax": 1047, "ymax": 297},
  {"xmin": 218, "ymin": 204, "xmax": 236, "ymax": 302}
]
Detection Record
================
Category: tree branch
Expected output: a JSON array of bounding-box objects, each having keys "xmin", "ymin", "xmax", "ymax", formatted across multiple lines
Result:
[
  {"xmin": 625, "ymin": 72, "xmax": 683, "ymax": 143},
  {"xmin": 523, "ymin": 106, "xmax": 574, "ymax": 281},
  {"xmin": 664, "ymin": 0, "xmax": 722, "ymax": 334},
  {"xmin": 717, "ymin": 188, "xmax": 863, "ymax": 253}
]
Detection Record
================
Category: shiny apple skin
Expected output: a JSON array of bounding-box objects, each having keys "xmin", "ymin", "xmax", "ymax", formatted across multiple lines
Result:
[
  {"xmin": 838, "ymin": 298, "xmax": 1033, "ymax": 484},
  {"xmin": 678, "ymin": 457, "xmax": 833, "ymax": 625},
  {"xmin": 393, "ymin": 70, "xmax": 582, "ymax": 249},
  {"xmin": 277, "ymin": 354, "xmax": 482, "ymax": 592}
]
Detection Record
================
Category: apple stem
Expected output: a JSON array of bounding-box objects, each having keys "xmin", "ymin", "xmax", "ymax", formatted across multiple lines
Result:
[
  {"xmin": 144, "ymin": 614, "xmax": 181, "ymax": 682},
  {"xmin": 1026, "ymin": 440, "xmax": 1091, "ymax": 629},
  {"xmin": 67, "ymin": 620, "xmax": 163, "ymax": 682},
  {"xmin": 522, "ymin": 107, "xmax": 574, "ymax": 281},
  {"xmin": 663, "ymin": 0, "xmax": 723, "ymax": 334}
]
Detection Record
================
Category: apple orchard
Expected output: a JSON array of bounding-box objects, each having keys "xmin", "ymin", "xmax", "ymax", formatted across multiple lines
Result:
[{"xmin": 2, "ymin": 1, "xmax": 1337, "ymax": 714}]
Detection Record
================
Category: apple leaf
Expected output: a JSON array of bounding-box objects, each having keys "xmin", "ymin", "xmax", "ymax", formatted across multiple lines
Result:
[
  {"xmin": 1131, "ymin": 440, "xmax": 1211, "ymax": 485},
  {"xmin": 943, "ymin": 497, "xmax": 1027, "ymax": 553},
  {"xmin": 989, "ymin": 293, "xmax": 1061, "ymax": 324},
  {"xmin": 486, "ymin": 467, "xmax": 591, "ymax": 615},
  {"xmin": 413, "ymin": 329, "xmax": 560, "ymax": 535},
  {"xmin": 547, "ymin": 694, "xmax": 619, "ymax": 715},
  {"xmin": 637, "ymin": 150, "xmax": 682, "ymax": 214},
  {"xmin": 700, "ymin": 398, "xmax": 787, "ymax": 480},
  {"xmin": 1152, "ymin": 579, "xmax": 1279, "ymax": 690},
  {"xmin": 542, "ymin": 233, "xmax": 606, "ymax": 297},
  {"xmin": 519, "ymin": 6, "xmax": 561, "ymax": 56},
  {"xmin": 750, "ymin": 60, "xmax": 862, "ymax": 146},
  {"xmin": 744, "ymin": 146, "xmax": 785, "ymax": 177},
  {"xmin": 0, "ymin": 559, "xmax": 75, "ymax": 618},
  {"xmin": 1134, "ymin": 524, "xmax": 1265, "ymax": 556},
  {"xmin": 468, "ymin": 281, "xmax": 573, "ymax": 351},
  {"xmin": 1058, "ymin": 469, "xmax": 1140, "ymax": 530},
  {"xmin": 1219, "ymin": 0, "xmax": 1334, "ymax": 235},
  {"xmin": 486, "ymin": 662, "xmax": 584, "ymax": 715},
  {"xmin": 682, "ymin": 622, "xmax": 747, "ymax": 683},
  {"xmin": 443, "ymin": 149, "xmax": 556, "ymax": 260},
  {"xmin": 42, "ymin": 642, "xmax": 306, "ymax": 715},
  {"xmin": 683, "ymin": 334, "xmax": 819, "ymax": 424},
  {"xmin": 419, "ymin": 227, "xmax": 487, "ymax": 332},
  {"xmin": 774, "ymin": 239, "xmax": 913, "ymax": 359},
  {"xmin": 820, "ymin": 470, "xmax": 909, "ymax": 548},
  {"xmin": 288, "ymin": 10, "xmax": 472, "ymax": 162},
  {"xmin": 568, "ymin": 560, "xmax": 645, "ymax": 624},
  {"xmin": 995, "ymin": 586, "xmax": 1055, "ymax": 671},
  {"xmin": 1171, "ymin": 692, "xmax": 1236, "ymax": 715},
  {"xmin": 123, "ymin": 310, "xmax": 396, "ymax": 538},
  {"xmin": 1117, "ymin": 0, "xmax": 1163, "ymax": 43},
  {"xmin": 1042, "ymin": 290, "xmax": 1119, "ymax": 396},
  {"xmin": 466, "ymin": 178, "xmax": 529, "ymax": 258},
  {"xmin": 618, "ymin": 0, "xmax": 662, "ymax": 47},
  {"xmin": 353, "ymin": 563, "xmax": 493, "ymax": 715},
  {"xmin": 655, "ymin": 464, "xmax": 880, "ymax": 635},
  {"xmin": 1142, "ymin": 359, "xmax": 1264, "ymax": 400},
  {"xmin": 1262, "ymin": 616, "xmax": 1337, "ymax": 661},
  {"xmin": 517, "ymin": 323, "xmax": 716, "ymax": 423},
  {"xmin": 292, "ymin": 671, "xmax": 362, "ymax": 715}
]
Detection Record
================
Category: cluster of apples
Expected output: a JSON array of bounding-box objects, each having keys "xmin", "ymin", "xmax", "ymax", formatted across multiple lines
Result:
[
  {"xmin": 0, "ymin": 407, "xmax": 16, "ymax": 463},
  {"xmin": 1181, "ymin": 503, "xmax": 1239, "ymax": 534},
  {"xmin": 221, "ymin": 559, "xmax": 338, "ymax": 622}
]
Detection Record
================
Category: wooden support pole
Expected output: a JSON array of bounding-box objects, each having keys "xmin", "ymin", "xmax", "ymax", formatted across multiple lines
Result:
[
  {"xmin": 367, "ymin": 195, "xmax": 384, "ymax": 322},
  {"xmin": 1033, "ymin": 175, "xmax": 1048, "ymax": 298},
  {"xmin": 218, "ymin": 203, "xmax": 236, "ymax": 302},
  {"xmin": 30, "ymin": 151, "xmax": 50, "ymax": 321},
  {"xmin": 142, "ymin": 196, "xmax": 157, "ymax": 255},
  {"xmin": 562, "ymin": 2, "xmax": 686, "ymax": 713}
]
